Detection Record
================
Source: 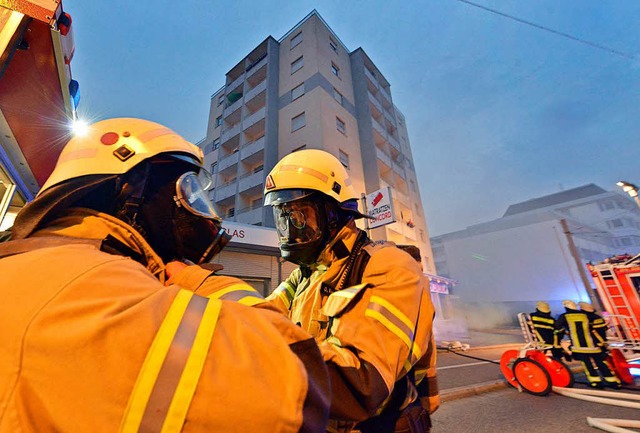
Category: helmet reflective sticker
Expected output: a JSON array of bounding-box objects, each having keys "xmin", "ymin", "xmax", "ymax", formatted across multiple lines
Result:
[{"xmin": 175, "ymin": 172, "xmax": 220, "ymax": 220}]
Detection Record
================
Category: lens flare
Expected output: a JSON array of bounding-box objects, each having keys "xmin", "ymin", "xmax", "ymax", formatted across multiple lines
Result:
[{"xmin": 71, "ymin": 118, "xmax": 89, "ymax": 136}]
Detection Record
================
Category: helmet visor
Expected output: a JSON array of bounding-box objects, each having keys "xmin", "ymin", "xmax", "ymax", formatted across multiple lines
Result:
[
  {"xmin": 272, "ymin": 199, "xmax": 322, "ymax": 244},
  {"xmin": 176, "ymin": 172, "xmax": 221, "ymax": 220},
  {"xmin": 264, "ymin": 189, "xmax": 315, "ymax": 207}
]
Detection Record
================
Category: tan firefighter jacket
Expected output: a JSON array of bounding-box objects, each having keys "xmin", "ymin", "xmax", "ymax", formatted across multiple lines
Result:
[
  {"xmin": 0, "ymin": 208, "xmax": 330, "ymax": 433},
  {"xmin": 267, "ymin": 221, "xmax": 439, "ymax": 425}
]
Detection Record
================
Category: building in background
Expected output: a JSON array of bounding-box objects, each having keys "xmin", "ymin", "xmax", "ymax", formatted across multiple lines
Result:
[
  {"xmin": 431, "ymin": 184, "xmax": 640, "ymax": 331},
  {"xmin": 200, "ymin": 10, "xmax": 456, "ymax": 331},
  {"xmin": 0, "ymin": 0, "xmax": 78, "ymax": 230}
]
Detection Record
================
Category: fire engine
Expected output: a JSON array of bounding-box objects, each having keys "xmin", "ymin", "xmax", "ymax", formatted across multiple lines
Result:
[{"xmin": 1, "ymin": 0, "xmax": 77, "ymax": 226}]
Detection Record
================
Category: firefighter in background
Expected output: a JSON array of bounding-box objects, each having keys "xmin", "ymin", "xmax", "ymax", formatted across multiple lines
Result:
[
  {"xmin": 0, "ymin": 118, "xmax": 330, "ymax": 432},
  {"xmin": 264, "ymin": 149, "xmax": 438, "ymax": 433},
  {"xmin": 530, "ymin": 301, "xmax": 565, "ymax": 360},
  {"xmin": 579, "ymin": 301, "xmax": 621, "ymax": 387},
  {"xmin": 555, "ymin": 300, "xmax": 621, "ymax": 389}
]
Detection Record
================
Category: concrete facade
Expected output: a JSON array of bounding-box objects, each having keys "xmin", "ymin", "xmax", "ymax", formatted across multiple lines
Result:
[{"xmin": 200, "ymin": 10, "xmax": 435, "ymax": 272}]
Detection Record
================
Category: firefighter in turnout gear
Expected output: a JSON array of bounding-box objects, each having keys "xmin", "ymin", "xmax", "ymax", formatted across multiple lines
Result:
[
  {"xmin": 0, "ymin": 118, "xmax": 330, "ymax": 432},
  {"xmin": 530, "ymin": 301, "xmax": 564, "ymax": 360},
  {"xmin": 264, "ymin": 149, "xmax": 438, "ymax": 433},
  {"xmin": 555, "ymin": 300, "xmax": 621, "ymax": 389}
]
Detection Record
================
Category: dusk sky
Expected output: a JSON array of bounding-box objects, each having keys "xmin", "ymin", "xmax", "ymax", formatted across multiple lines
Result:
[{"xmin": 69, "ymin": 0, "xmax": 640, "ymax": 236}]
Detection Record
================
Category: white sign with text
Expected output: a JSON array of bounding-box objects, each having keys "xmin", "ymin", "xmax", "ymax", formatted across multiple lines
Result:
[{"xmin": 365, "ymin": 187, "xmax": 396, "ymax": 229}]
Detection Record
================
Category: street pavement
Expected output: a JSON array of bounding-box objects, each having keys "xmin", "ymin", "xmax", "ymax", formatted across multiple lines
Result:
[{"xmin": 432, "ymin": 329, "xmax": 640, "ymax": 432}]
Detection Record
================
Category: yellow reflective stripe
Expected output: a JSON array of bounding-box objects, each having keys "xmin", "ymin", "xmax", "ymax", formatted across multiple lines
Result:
[
  {"xmin": 366, "ymin": 309, "xmax": 412, "ymax": 348},
  {"xmin": 120, "ymin": 290, "xmax": 193, "ymax": 433},
  {"xmin": 531, "ymin": 316, "xmax": 554, "ymax": 325},
  {"xmin": 533, "ymin": 324, "xmax": 554, "ymax": 330},
  {"xmin": 410, "ymin": 342, "xmax": 423, "ymax": 363},
  {"xmin": 279, "ymin": 164, "xmax": 329, "ymax": 183},
  {"xmin": 237, "ymin": 296, "xmax": 265, "ymax": 307},
  {"xmin": 208, "ymin": 284, "xmax": 259, "ymax": 300},
  {"xmin": 281, "ymin": 281, "xmax": 295, "ymax": 299},
  {"xmin": 161, "ymin": 299, "xmax": 222, "ymax": 433},
  {"xmin": 370, "ymin": 296, "xmax": 414, "ymax": 330},
  {"xmin": 277, "ymin": 290, "xmax": 292, "ymax": 308}
]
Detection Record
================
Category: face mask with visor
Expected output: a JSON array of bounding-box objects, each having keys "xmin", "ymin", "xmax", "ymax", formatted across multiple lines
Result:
[{"xmin": 172, "ymin": 170, "xmax": 231, "ymax": 264}]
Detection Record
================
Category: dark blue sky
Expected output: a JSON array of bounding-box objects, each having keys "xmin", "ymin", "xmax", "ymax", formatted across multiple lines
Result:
[{"xmin": 69, "ymin": 0, "xmax": 640, "ymax": 236}]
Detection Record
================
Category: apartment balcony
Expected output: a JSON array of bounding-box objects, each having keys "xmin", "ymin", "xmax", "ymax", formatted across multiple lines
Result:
[
  {"xmin": 241, "ymin": 136, "xmax": 265, "ymax": 161},
  {"xmin": 236, "ymin": 207, "xmax": 263, "ymax": 225},
  {"xmin": 393, "ymin": 188, "xmax": 409, "ymax": 206},
  {"xmin": 388, "ymin": 134, "xmax": 401, "ymax": 153},
  {"xmin": 239, "ymin": 169, "xmax": 264, "ymax": 195},
  {"xmin": 392, "ymin": 160, "xmax": 405, "ymax": 178},
  {"xmin": 218, "ymin": 151, "xmax": 239, "ymax": 172},
  {"xmin": 383, "ymin": 108, "xmax": 396, "ymax": 125},
  {"xmin": 372, "ymin": 118, "xmax": 387, "ymax": 140},
  {"xmin": 376, "ymin": 147, "xmax": 392, "ymax": 169},
  {"xmin": 368, "ymin": 91, "xmax": 383, "ymax": 113},
  {"xmin": 246, "ymin": 55, "xmax": 267, "ymax": 80},
  {"xmin": 364, "ymin": 67, "xmax": 377, "ymax": 87},
  {"xmin": 215, "ymin": 182, "xmax": 237, "ymax": 203},
  {"xmin": 245, "ymin": 80, "xmax": 267, "ymax": 104},
  {"xmin": 221, "ymin": 123, "xmax": 241, "ymax": 144},
  {"xmin": 224, "ymin": 98, "xmax": 243, "ymax": 119},
  {"xmin": 380, "ymin": 87, "xmax": 392, "ymax": 108},
  {"xmin": 226, "ymin": 74, "xmax": 245, "ymax": 95},
  {"xmin": 402, "ymin": 224, "xmax": 417, "ymax": 241},
  {"xmin": 243, "ymin": 106, "xmax": 266, "ymax": 131}
]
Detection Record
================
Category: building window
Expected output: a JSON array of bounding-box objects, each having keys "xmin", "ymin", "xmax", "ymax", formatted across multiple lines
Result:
[
  {"xmin": 338, "ymin": 150, "xmax": 349, "ymax": 168},
  {"xmin": 292, "ymin": 144, "xmax": 307, "ymax": 153},
  {"xmin": 331, "ymin": 62, "xmax": 340, "ymax": 77},
  {"xmin": 608, "ymin": 218, "xmax": 624, "ymax": 229},
  {"xmin": 598, "ymin": 200, "xmax": 615, "ymax": 211},
  {"xmin": 227, "ymin": 207, "xmax": 235, "ymax": 218},
  {"xmin": 291, "ymin": 56, "xmax": 304, "ymax": 74},
  {"xmin": 336, "ymin": 117, "xmax": 346, "ymax": 135},
  {"xmin": 291, "ymin": 32, "xmax": 302, "ymax": 49},
  {"xmin": 253, "ymin": 164, "xmax": 264, "ymax": 173},
  {"xmin": 216, "ymin": 116, "xmax": 222, "ymax": 127},
  {"xmin": 213, "ymin": 138, "xmax": 220, "ymax": 150},
  {"xmin": 329, "ymin": 39, "xmax": 338, "ymax": 53},
  {"xmin": 420, "ymin": 229, "xmax": 425, "ymax": 242},
  {"xmin": 410, "ymin": 180, "xmax": 417, "ymax": 192},
  {"xmin": 210, "ymin": 162, "xmax": 217, "ymax": 173},
  {"xmin": 333, "ymin": 88, "xmax": 343, "ymax": 105},
  {"xmin": 292, "ymin": 83, "xmax": 305, "ymax": 101},
  {"xmin": 292, "ymin": 112, "xmax": 305, "ymax": 132},
  {"xmin": 217, "ymin": 95, "xmax": 224, "ymax": 106}
]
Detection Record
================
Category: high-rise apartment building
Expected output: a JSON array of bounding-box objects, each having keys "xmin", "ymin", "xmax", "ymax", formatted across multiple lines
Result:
[{"xmin": 201, "ymin": 10, "xmax": 435, "ymax": 273}]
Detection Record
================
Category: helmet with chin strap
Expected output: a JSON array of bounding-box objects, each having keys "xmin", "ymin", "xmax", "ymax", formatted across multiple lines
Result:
[{"xmin": 14, "ymin": 118, "xmax": 229, "ymax": 264}]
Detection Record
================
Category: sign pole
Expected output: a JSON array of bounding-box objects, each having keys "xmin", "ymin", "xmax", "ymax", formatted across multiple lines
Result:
[{"xmin": 361, "ymin": 193, "xmax": 371, "ymax": 238}]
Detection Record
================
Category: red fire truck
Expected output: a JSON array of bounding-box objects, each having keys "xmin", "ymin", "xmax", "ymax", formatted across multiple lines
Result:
[
  {"xmin": 588, "ymin": 253, "xmax": 640, "ymax": 345},
  {"xmin": 0, "ymin": 0, "xmax": 77, "ymax": 225}
]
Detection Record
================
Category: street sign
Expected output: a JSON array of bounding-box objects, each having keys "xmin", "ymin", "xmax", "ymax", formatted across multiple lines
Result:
[{"xmin": 365, "ymin": 186, "xmax": 396, "ymax": 229}]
